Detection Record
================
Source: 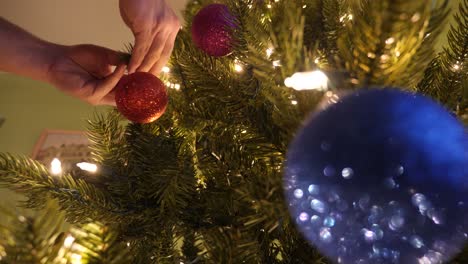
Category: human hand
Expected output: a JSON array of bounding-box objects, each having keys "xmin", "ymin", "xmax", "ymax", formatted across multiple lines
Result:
[
  {"xmin": 119, "ymin": 0, "xmax": 180, "ymax": 74},
  {"xmin": 46, "ymin": 44, "xmax": 126, "ymax": 106}
]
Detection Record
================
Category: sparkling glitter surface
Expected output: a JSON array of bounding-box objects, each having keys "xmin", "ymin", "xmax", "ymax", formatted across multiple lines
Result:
[
  {"xmin": 115, "ymin": 72, "xmax": 168, "ymax": 123},
  {"xmin": 284, "ymin": 88, "xmax": 468, "ymax": 263},
  {"xmin": 191, "ymin": 4, "xmax": 236, "ymax": 57}
]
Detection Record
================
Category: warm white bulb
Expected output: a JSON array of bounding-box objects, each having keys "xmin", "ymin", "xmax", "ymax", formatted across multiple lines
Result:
[
  {"xmin": 234, "ymin": 63, "xmax": 243, "ymax": 73},
  {"xmin": 453, "ymin": 64, "xmax": 461, "ymax": 70},
  {"xmin": 284, "ymin": 70, "xmax": 329, "ymax": 91},
  {"xmin": 50, "ymin": 158, "xmax": 62, "ymax": 175},
  {"xmin": 174, "ymin": 84, "xmax": 181, "ymax": 90},
  {"xmin": 266, "ymin": 47, "xmax": 274, "ymax": 58},
  {"xmin": 64, "ymin": 235, "xmax": 75, "ymax": 248},
  {"xmin": 385, "ymin": 37, "xmax": 395, "ymax": 45},
  {"xmin": 70, "ymin": 254, "xmax": 82, "ymax": 264},
  {"xmin": 272, "ymin": 60, "xmax": 281, "ymax": 67},
  {"xmin": 76, "ymin": 162, "xmax": 98, "ymax": 173},
  {"xmin": 162, "ymin": 66, "xmax": 170, "ymax": 73}
]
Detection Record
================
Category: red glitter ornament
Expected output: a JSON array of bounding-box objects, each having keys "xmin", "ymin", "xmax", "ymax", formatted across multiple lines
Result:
[
  {"xmin": 115, "ymin": 72, "xmax": 168, "ymax": 123},
  {"xmin": 191, "ymin": 4, "xmax": 236, "ymax": 57}
]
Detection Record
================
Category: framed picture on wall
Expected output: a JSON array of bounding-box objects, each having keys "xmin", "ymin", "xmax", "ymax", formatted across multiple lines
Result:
[{"xmin": 31, "ymin": 130, "xmax": 92, "ymax": 170}]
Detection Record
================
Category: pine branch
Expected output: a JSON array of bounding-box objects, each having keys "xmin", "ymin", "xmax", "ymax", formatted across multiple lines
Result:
[
  {"xmin": 69, "ymin": 222, "xmax": 132, "ymax": 264},
  {"xmin": 0, "ymin": 153, "xmax": 124, "ymax": 223},
  {"xmin": 321, "ymin": 0, "xmax": 347, "ymax": 63},
  {"xmin": 417, "ymin": 0, "xmax": 468, "ymax": 118},
  {"xmin": 0, "ymin": 202, "xmax": 69, "ymax": 264},
  {"xmin": 403, "ymin": 0, "xmax": 450, "ymax": 88},
  {"xmin": 337, "ymin": 0, "xmax": 436, "ymax": 87},
  {"xmin": 121, "ymin": 123, "xmax": 197, "ymax": 215},
  {"xmin": 86, "ymin": 110, "xmax": 127, "ymax": 165}
]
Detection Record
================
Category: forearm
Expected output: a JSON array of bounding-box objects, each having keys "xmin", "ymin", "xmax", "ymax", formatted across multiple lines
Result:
[{"xmin": 0, "ymin": 17, "xmax": 59, "ymax": 82}]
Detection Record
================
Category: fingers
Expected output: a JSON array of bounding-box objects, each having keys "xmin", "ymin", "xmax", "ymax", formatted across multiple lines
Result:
[
  {"xmin": 91, "ymin": 64, "xmax": 126, "ymax": 105},
  {"xmin": 137, "ymin": 31, "xmax": 167, "ymax": 72},
  {"xmin": 100, "ymin": 91, "xmax": 117, "ymax": 106},
  {"xmin": 150, "ymin": 31, "xmax": 177, "ymax": 75},
  {"xmin": 129, "ymin": 26, "xmax": 179, "ymax": 74},
  {"xmin": 128, "ymin": 32, "xmax": 151, "ymax": 73}
]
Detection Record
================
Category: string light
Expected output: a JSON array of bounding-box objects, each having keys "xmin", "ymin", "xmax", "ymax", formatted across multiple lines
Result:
[
  {"xmin": 272, "ymin": 60, "xmax": 281, "ymax": 67},
  {"xmin": 266, "ymin": 47, "xmax": 274, "ymax": 58},
  {"xmin": 340, "ymin": 14, "xmax": 353, "ymax": 22},
  {"xmin": 162, "ymin": 66, "xmax": 170, "ymax": 73},
  {"xmin": 50, "ymin": 158, "xmax": 62, "ymax": 175},
  {"xmin": 284, "ymin": 70, "xmax": 329, "ymax": 91},
  {"xmin": 267, "ymin": 4, "xmax": 272, "ymax": 8},
  {"xmin": 385, "ymin": 37, "xmax": 395, "ymax": 45},
  {"xmin": 291, "ymin": 100, "xmax": 298, "ymax": 105},
  {"xmin": 70, "ymin": 254, "xmax": 82, "ymax": 264},
  {"xmin": 380, "ymin": 54, "xmax": 390, "ymax": 62},
  {"xmin": 64, "ymin": 235, "xmax": 75, "ymax": 248},
  {"xmin": 411, "ymin": 13, "xmax": 421, "ymax": 22},
  {"xmin": 76, "ymin": 162, "xmax": 98, "ymax": 173},
  {"xmin": 234, "ymin": 59, "xmax": 244, "ymax": 73},
  {"xmin": 165, "ymin": 81, "xmax": 181, "ymax": 90}
]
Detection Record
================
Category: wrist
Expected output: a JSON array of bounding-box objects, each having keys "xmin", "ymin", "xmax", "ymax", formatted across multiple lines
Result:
[{"xmin": 39, "ymin": 41, "xmax": 66, "ymax": 83}]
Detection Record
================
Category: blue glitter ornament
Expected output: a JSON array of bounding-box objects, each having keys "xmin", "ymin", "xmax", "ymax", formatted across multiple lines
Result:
[{"xmin": 284, "ymin": 88, "xmax": 468, "ymax": 264}]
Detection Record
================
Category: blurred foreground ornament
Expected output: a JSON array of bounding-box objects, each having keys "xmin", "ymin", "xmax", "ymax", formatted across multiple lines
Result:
[
  {"xmin": 284, "ymin": 88, "xmax": 468, "ymax": 263},
  {"xmin": 284, "ymin": 70, "xmax": 329, "ymax": 91},
  {"xmin": 191, "ymin": 4, "xmax": 236, "ymax": 57},
  {"xmin": 115, "ymin": 72, "xmax": 168, "ymax": 124}
]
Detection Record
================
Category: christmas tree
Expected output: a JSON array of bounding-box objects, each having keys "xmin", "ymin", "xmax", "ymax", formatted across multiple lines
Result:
[{"xmin": 1, "ymin": 0, "xmax": 467, "ymax": 263}]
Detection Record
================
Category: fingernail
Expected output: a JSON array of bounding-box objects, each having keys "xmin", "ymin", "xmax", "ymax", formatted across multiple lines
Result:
[{"xmin": 110, "ymin": 65, "xmax": 117, "ymax": 72}]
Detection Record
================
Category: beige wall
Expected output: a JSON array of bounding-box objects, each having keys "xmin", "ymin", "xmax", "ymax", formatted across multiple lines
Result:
[{"xmin": 0, "ymin": 0, "xmax": 187, "ymax": 49}]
